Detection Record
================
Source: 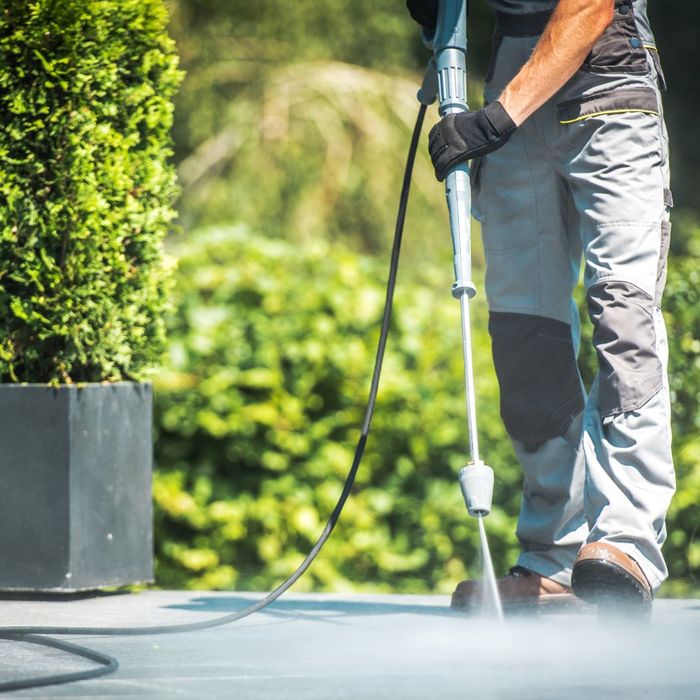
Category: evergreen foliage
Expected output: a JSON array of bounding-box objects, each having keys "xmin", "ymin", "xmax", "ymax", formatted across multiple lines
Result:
[
  {"xmin": 662, "ymin": 256, "xmax": 700, "ymax": 594},
  {"xmin": 153, "ymin": 226, "xmax": 518, "ymax": 592},
  {"xmin": 154, "ymin": 227, "xmax": 700, "ymax": 595},
  {"xmin": 0, "ymin": 0, "xmax": 181, "ymax": 383}
]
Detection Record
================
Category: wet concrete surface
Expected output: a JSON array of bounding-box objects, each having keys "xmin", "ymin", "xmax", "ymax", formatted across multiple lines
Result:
[{"xmin": 0, "ymin": 591, "xmax": 699, "ymax": 698}]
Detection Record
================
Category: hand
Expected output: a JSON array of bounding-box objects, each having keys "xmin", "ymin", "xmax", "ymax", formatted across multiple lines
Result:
[
  {"xmin": 428, "ymin": 101, "xmax": 517, "ymax": 181},
  {"xmin": 406, "ymin": 0, "xmax": 438, "ymax": 28}
]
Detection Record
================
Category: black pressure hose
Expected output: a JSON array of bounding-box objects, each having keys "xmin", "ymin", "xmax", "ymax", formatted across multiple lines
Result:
[{"xmin": 0, "ymin": 102, "xmax": 428, "ymax": 693}]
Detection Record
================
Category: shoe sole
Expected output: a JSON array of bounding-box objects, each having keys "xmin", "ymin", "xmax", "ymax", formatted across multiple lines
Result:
[
  {"xmin": 571, "ymin": 558, "xmax": 652, "ymax": 613},
  {"xmin": 453, "ymin": 593, "xmax": 589, "ymax": 616},
  {"xmin": 503, "ymin": 593, "xmax": 592, "ymax": 615}
]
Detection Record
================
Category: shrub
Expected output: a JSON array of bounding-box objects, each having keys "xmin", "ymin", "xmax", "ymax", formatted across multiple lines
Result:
[
  {"xmin": 154, "ymin": 228, "xmax": 700, "ymax": 596},
  {"xmin": 153, "ymin": 226, "xmax": 520, "ymax": 592},
  {"xmin": 660, "ymin": 255, "xmax": 700, "ymax": 595},
  {"xmin": 0, "ymin": 0, "xmax": 182, "ymax": 383}
]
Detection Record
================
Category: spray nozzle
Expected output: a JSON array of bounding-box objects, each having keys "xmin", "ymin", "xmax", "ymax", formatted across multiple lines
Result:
[{"xmin": 458, "ymin": 461, "xmax": 494, "ymax": 517}]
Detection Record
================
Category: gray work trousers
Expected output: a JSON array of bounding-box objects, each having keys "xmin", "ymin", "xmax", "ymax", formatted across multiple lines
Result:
[{"xmin": 473, "ymin": 34, "xmax": 675, "ymax": 592}]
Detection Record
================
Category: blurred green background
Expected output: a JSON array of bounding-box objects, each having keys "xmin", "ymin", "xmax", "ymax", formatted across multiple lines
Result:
[{"xmin": 153, "ymin": 0, "xmax": 700, "ymax": 597}]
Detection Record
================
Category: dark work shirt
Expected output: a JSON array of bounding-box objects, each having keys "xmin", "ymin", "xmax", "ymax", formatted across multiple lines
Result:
[{"xmin": 484, "ymin": 0, "xmax": 655, "ymax": 47}]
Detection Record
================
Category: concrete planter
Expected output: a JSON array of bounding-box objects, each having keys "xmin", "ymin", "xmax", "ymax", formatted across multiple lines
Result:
[{"xmin": 0, "ymin": 382, "xmax": 154, "ymax": 591}]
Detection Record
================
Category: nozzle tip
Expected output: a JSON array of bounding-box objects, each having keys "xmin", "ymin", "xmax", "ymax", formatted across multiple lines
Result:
[{"xmin": 458, "ymin": 461, "xmax": 494, "ymax": 518}]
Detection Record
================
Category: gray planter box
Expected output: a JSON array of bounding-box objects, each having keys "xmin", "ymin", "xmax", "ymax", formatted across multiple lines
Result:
[{"xmin": 0, "ymin": 382, "xmax": 154, "ymax": 591}]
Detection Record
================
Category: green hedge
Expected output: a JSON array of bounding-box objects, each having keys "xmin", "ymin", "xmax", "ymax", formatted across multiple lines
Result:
[
  {"xmin": 153, "ymin": 226, "xmax": 520, "ymax": 592},
  {"xmin": 661, "ymin": 257, "xmax": 700, "ymax": 594},
  {"xmin": 153, "ymin": 226, "xmax": 700, "ymax": 595},
  {"xmin": 0, "ymin": 0, "xmax": 181, "ymax": 382}
]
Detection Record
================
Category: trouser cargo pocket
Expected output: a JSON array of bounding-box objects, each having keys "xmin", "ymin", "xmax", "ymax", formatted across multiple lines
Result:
[
  {"xmin": 557, "ymin": 86, "xmax": 659, "ymax": 124},
  {"xmin": 584, "ymin": 0, "xmax": 648, "ymax": 75}
]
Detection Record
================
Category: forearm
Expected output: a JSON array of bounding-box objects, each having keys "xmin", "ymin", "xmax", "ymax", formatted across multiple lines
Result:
[{"xmin": 499, "ymin": 0, "xmax": 615, "ymax": 126}]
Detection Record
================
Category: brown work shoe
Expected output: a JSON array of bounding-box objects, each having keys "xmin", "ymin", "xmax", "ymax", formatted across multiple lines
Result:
[
  {"xmin": 571, "ymin": 542, "xmax": 652, "ymax": 613},
  {"xmin": 451, "ymin": 565, "xmax": 572, "ymax": 611}
]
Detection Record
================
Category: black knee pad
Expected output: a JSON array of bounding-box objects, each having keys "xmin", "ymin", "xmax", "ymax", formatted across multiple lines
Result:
[
  {"xmin": 587, "ymin": 280, "xmax": 662, "ymax": 417},
  {"xmin": 489, "ymin": 312, "xmax": 584, "ymax": 450}
]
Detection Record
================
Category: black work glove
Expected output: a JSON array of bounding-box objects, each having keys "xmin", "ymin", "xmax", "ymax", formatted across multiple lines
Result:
[
  {"xmin": 406, "ymin": 0, "xmax": 438, "ymax": 28},
  {"xmin": 428, "ymin": 101, "xmax": 517, "ymax": 181}
]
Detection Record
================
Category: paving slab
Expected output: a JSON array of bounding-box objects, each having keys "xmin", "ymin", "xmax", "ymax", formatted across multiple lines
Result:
[{"xmin": 0, "ymin": 591, "xmax": 699, "ymax": 699}]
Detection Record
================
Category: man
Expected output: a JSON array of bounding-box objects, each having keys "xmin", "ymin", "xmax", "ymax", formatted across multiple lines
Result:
[{"xmin": 407, "ymin": 0, "xmax": 674, "ymax": 612}]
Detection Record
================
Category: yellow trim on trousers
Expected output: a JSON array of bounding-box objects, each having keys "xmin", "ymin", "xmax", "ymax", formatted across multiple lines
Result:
[{"xmin": 559, "ymin": 108, "xmax": 659, "ymax": 125}]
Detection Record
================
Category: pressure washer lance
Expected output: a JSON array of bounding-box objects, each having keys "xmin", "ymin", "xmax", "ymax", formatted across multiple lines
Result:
[
  {"xmin": 419, "ymin": 1, "xmax": 501, "ymax": 618},
  {"xmin": 419, "ymin": 0, "xmax": 496, "ymax": 521}
]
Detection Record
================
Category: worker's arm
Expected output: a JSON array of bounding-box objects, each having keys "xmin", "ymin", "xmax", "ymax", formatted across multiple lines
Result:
[
  {"xmin": 428, "ymin": 0, "xmax": 615, "ymax": 181},
  {"xmin": 499, "ymin": 0, "xmax": 614, "ymax": 126}
]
